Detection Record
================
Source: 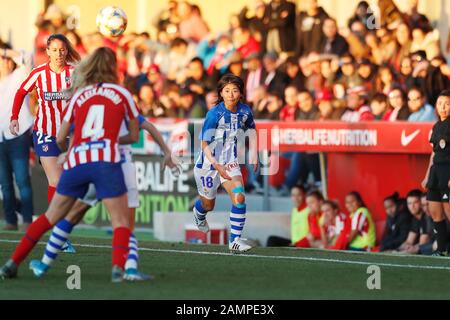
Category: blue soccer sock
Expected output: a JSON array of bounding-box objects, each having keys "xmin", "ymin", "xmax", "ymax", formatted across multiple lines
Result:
[
  {"xmin": 125, "ymin": 234, "xmax": 139, "ymax": 271},
  {"xmin": 194, "ymin": 200, "xmax": 208, "ymax": 221},
  {"xmin": 41, "ymin": 219, "xmax": 74, "ymax": 266},
  {"xmin": 230, "ymin": 205, "xmax": 246, "ymax": 243}
]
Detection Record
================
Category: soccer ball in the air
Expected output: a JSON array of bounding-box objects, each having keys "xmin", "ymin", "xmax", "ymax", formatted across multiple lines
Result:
[{"xmin": 96, "ymin": 6, "xmax": 128, "ymax": 37}]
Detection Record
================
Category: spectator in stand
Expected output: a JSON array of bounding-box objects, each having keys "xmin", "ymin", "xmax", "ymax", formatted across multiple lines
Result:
[
  {"xmin": 159, "ymin": 83, "xmax": 182, "ymax": 116},
  {"xmin": 320, "ymin": 18, "xmax": 349, "ymax": 57},
  {"xmin": 345, "ymin": 191, "xmax": 376, "ymax": 251},
  {"xmin": 279, "ymin": 85, "xmax": 299, "ymax": 121},
  {"xmin": 232, "ymin": 27, "xmax": 261, "ymax": 60},
  {"xmin": 177, "ymin": 87, "xmax": 207, "ymax": 119},
  {"xmin": 356, "ymin": 58, "xmax": 376, "ymax": 94},
  {"xmin": 238, "ymin": 1, "xmax": 268, "ymax": 53},
  {"xmin": 264, "ymin": 0, "xmax": 296, "ymax": 56},
  {"xmin": 369, "ymin": 93, "xmax": 389, "ymax": 120},
  {"xmin": 0, "ymin": 45, "xmax": 34, "ymax": 231},
  {"xmin": 177, "ymin": 1, "xmax": 209, "ymax": 43},
  {"xmin": 403, "ymin": 0, "xmax": 432, "ymax": 32},
  {"xmin": 316, "ymin": 88, "xmax": 343, "ymax": 120},
  {"xmin": 384, "ymin": 87, "xmax": 410, "ymax": 121},
  {"xmin": 398, "ymin": 56, "xmax": 416, "ymax": 88},
  {"xmin": 297, "ymin": 89, "xmax": 320, "ymax": 120},
  {"xmin": 341, "ymin": 86, "xmax": 374, "ymax": 122},
  {"xmin": 184, "ymin": 57, "xmax": 215, "ymax": 98},
  {"xmin": 395, "ymin": 189, "xmax": 431, "ymax": 254},
  {"xmin": 407, "ymin": 87, "xmax": 437, "ymax": 122},
  {"xmin": 320, "ymin": 200, "xmax": 351, "ymax": 250},
  {"xmin": 380, "ymin": 192, "xmax": 412, "ymax": 252},
  {"xmin": 198, "ymin": 34, "xmax": 235, "ymax": 77},
  {"xmin": 64, "ymin": 30, "xmax": 87, "ymax": 58},
  {"xmin": 164, "ymin": 37, "xmax": 196, "ymax": 83},
  {"xmin": 205, "ymin": 90, "xmax": 218, "ymax": 110},
  {"xmin": 138, "ymin": 84, "xmax": 172, "ymax": 118},
  {"xmin": 244, "ymin": 52, "xmax": 264, "ymax": 105},
  {"xmin": 373, "ymin": 25, "xmax": 397, "ymax": 65},
  {"xmin": 252, "ymin": 87, "xmax": 283, "ymax": 120},
  {"xmin": 374, "ymin": 63, "xmax": 399, "ymax": 95},
  {"xmin": 284, "ymin": 56, "xmax": 305, "ymax": 90},
  {"xmin": 296, "ymin": 0, "xmax": 329, "ymax": 57},
  {"xmin": 346, "ymin": 20, "xmax": 371, "ymax": 60},
  {"xmin": 391, "ymin": 22, "xmax": 412, "ymax": 71},
  {"xmin": 262, "ymin": 51, "xmax": 289, "ymax": 100},
  {"xmin": 316, "ymin": 88, "xmax": 343, "ymax": 121},
  {"xmin": 145, "ymin": 64, "xmax": 165, "ymax": 98},
  {"xmin": 225, "ymin": 52, "xmax": 246, "ymax": 80},
  {"xmin": 266, "ymin": 185, "xmax": 308, "ymax": 247},
  {"xmin": 154, "ymin": 0, "xmax": 180, "ymax": 33},
  {"xmin": 301, "ymin": 52, "xmax": 324, "ymax": 94},
  {"xmin": 294, "ymin": 190, "xmax": 325, "ymax": 248},
  {"xmin": 347, "ymin": 1, "xmax": 375, "ymax": 30},
  {"xmin": 335, "ymin": 54, "xmax": 362, "ymax": 94}
]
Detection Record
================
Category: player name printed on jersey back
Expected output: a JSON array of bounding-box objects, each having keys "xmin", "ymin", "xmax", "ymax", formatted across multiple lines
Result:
[
  {"xmin": 19, "ymin": 63, "xmax": 74, "ymax": 137},
  {"xmin": 63, "ymin": 83, "xmax": 139, "ymax": 170}
]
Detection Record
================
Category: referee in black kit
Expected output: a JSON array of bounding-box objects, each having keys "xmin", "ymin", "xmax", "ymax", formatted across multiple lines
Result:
[{"xmin": 422, "ymin": 90, "xmax": 450, "ymax": 256}]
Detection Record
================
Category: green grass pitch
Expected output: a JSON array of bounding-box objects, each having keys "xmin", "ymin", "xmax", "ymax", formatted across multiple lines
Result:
[{"xmin": 1, "ymin": 231, "xmax": 449, "ymax": 300}]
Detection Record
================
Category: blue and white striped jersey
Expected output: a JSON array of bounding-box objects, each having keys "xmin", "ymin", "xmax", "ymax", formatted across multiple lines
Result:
[{"xmin": 195, "ymin": 101, "xmax": 256, "ymax": 170}]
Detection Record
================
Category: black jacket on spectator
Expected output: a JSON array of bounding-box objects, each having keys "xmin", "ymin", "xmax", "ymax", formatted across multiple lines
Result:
[
  {"xmin": 297, "ymin": 106, "xmax": 320, "ymax": 120},
  {"xmin": 262, "ymin": 69, "xmax": 289, "ymax": 100},
  {"xmin": 320, "ymin": 34, "xmax": 350, "ymax": 57},
  {"xmin": 421, "ymin": 66, "xmax": 450, "ymax": 106},
  {"xmin": 265, "ymin": 0, "xmax": 297, "ymax": 53},
  {"xmin": 380, "ymin": 209, "xmax": 412, "ymax": 251},
  {"xmin": 239, "ymin": 7, "xmax": 268, "ymax": 53},
  {"xmin": 287, "ymin": 73, "xmax": 306, "ymax": 91},
  {"xmin": 296, "ymin": 7, "xmax": 329, "ymax": 57}
]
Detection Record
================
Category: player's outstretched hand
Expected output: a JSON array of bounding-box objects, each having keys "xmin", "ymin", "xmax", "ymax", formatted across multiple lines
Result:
[
  {"xmin": 215, "ymin": 164, "xmax": 231, "ymax": 180},
  {"xmin": 164, "ymin": 153, "xmax": 182, "ymax": 177},
  {"xmin": 9, "ymin": 120, "xmax": 19, "ymax": 136}
]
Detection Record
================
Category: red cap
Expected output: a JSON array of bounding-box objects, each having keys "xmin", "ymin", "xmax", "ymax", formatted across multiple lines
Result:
[
  {"xmin": 316, "ymin": 88, "xmax": 333, "ymax": 103},
  {"xmin": 147, "ymin": 64, "xmax": 160, "ymax": 74}
]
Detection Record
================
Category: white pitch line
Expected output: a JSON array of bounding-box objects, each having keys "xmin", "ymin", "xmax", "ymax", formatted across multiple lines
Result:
[{"xmin": 1, "ymin": 239, "xmax": 450, "ymax": 271}]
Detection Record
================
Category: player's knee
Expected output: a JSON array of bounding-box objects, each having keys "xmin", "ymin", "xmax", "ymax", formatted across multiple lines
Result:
[
  {"xmin": 236, "ymin": 192, "xmax": 245, "ymax": 205},
  {"xmin": 232, "ymin": 186, "xmax": 246, "ymax": 206}
]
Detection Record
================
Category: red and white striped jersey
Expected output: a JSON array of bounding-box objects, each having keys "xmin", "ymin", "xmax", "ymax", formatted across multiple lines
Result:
[
  {"xmin": 13, "ymin": 63, "xmax": 74, "ymax": 137},
  {"xmin": 351, "ymin": 210, "xmax": 369, "ymax": 235},
  {"xmin": 63, "ymin": 83, "xmax": 139, "ymax": 170}
]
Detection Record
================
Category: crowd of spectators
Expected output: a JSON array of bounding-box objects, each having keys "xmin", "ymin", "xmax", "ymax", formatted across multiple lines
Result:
[
  {"xmin": 2, "ymin": 1, "xmax": 449, "ymax": 203},
  {"xmin": 267, "ymin": 186, "xmax": 450, "ymax": 255}
]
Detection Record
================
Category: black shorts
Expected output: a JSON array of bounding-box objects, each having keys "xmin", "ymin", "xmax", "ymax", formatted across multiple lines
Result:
[{"xmin": 426, "ymin": 164, "xmax": 450, "ymax": 202}]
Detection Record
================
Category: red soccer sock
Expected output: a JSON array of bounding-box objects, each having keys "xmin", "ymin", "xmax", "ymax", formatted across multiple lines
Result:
[
  {"xmin": 112, "ymin": 227, "xmax": 131, "ymax": 269},
  {"xmin": 47, "ymin": 186, "xmax": 56, "ymax": 204},
  {"xmin": 11, "ymin": 215, "xmax": 52, "ymax": 265},
  {"xmin": 294, "ymin": 237, "xmax": 311, "ymax": 248}
]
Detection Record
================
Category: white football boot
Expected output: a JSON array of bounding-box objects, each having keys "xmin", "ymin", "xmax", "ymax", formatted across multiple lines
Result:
[
  {"xmin": 193, "ymin": 207, "xmax": 209, "ymax": 233},
  {"xmin": 229, "ymin": 237, "xmax": 252, "ymax": 254}
]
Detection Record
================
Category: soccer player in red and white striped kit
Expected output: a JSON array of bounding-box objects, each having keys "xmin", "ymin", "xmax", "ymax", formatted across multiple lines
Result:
[
  {"xmin": 1, "ymin": 47, "xmax": 140, "ymax": 281},
  {"xmin": 9, "ymin": 34, "xmax": 80, "ymax": 204}
]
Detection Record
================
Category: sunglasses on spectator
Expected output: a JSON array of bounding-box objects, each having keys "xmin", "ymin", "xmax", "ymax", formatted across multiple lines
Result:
[
  {"xmin": 389, "ymin": 94, "xmax": 402, "ymax": 99},
  {"xmin": 408, "ymin": 96, "xmax": 421, "ymax": 102}
]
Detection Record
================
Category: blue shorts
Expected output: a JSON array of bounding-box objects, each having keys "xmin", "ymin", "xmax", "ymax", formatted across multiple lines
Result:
[
  {"xmin": 56, "ymin": 162, "xmax": 127, "ymax": 200},
  {"xmin": 33, "ymin": 130, "xmax": 62, "ymax": 157}
]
